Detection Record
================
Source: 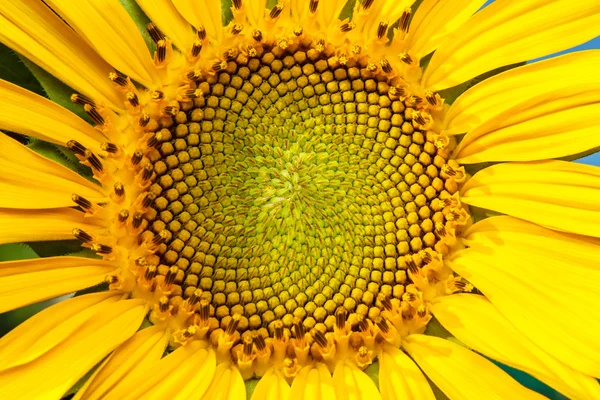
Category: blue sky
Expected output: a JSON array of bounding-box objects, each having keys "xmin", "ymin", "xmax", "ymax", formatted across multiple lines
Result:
[{"xmin": 481, "ymin": 0, "xmax": 600, "ymax": 166}]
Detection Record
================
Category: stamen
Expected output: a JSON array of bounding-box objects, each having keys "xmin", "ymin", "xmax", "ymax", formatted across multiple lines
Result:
[
  {"xmin": 335, "ymin": 308, "xmax": 347, "ymax": 330},
  {"xmin": 211, "ymin": 60, "xmax": 227, "ymax": 72},
  {"xmin": 252, "ymin": 29, "xmax": 263, "ymax": 42},
  {"xmin": 293, "ymin": 320, "xmax": 306, "ymax": 340},
  {"xmin": 425, "ymin": 91, "xmax": 438, "ymax": 106},
  {"xmin": 185, "ymin": 89, "xmax": 204, "ymax": 99},
  {"xmin": 132, "ymin": 212, "xmax": 144, "ymax": 229},
  {"xmin": 146, "ymin": 23, "xmax": 165, "ymax": 43},
  {"xmin": 151, "ymin": 90, "xmax": 164, "ymax": 101},
  {"xmin": 274, "ymin": 320, "xmax": 284, "ymax": 340},
  {"xmin": 131, "ymin": 150, "xmax": 143, "ymax": 166},
  {"xmin": 67, "ymin": 140, "xmax": 87, "ymax": 157},
  {"xmin": 186, "ymin": 70, "xmax": 202, "ymax": 81},
  {"xmin": 377, "ymin": 21, "xmax": 388, "ymax": 39},
  {"xmin": 126, "ymin": 92, "xmax": 139, "ymax": 107},
  {"xmin": 362, "ymin": 0, "xmax": 375, "ymax": 10},
  {"xmin": 159, "ymin": 296, "xmax": 170, "ymax": 313},
  {"xmin": 70, "ymin": 93, "xmax": 95, "ymax": 107},
  {"xmin": 100, "ymin": 142, "xmax": 118, "ymax": 153},
  {"xmin": 380, "ymin": 58, "xmax": 392, "ymax": 73},
  {"xmin": 105, "ymin": 275, "xmax": 119, "ymax": 285},
  {"xmin": 156, "ymin": 40, "xmax": 167, "ymax": 63},
  {"xmin": 270, "ymin": 4, "xmax": 284, "ymax": 19},
  {"xmin": 357, "ymin": 316, "xmax": 369, "ymax": 332},
  {"xmin": 309, "ymin": 0, "xmax": 319, "ymax": 13},
  {"xmin": 151, "ymin": 230, "xmax": 169, "ymax": 245},
  {"xmin": 92, "ymin": 243, "xmax": 113, "ymax": 255},
  {"xmin": 165, "ymin": 266, "xmax": 179, "ymax": 285},
  {"xmin": 191, "ymin": 38, "xmax": 202, "ymax": 57},
  {"xmin": 188, "ymin": 289, "xmax": 202, "ymax": 306},
  {"xmin": 379, "ymin": 295, "xmax": 393, "ymax": 311},
  {"xmin": 231, "ymin": 24, "xmax": 244, "ymax": 35},
  {"xmin": 118, "ymin": 209, "xmax": 129, "ymax": 222},
  {"xmin": 232, "ymin": 0, "xmax": 242, "ymax": 10},
  {"xmin": 84, "ymin": 104, "xmax": 105, "ymax": 126},
  {"xmin": 164, "ymin": 106, "xmax": 179, "ymax": 116},
  {"xmin": 376, "ymin": 317, "xmax": 390, "ymax": 334},
  {"xmin": 141, "ymin": 192, "xmax": 156, "ymax": 208},
  {"xmin": 113, "ymin": 182, "xmax": 125, "ymax": 197},
  {"xmin": 109, "ymin": 72, "xmax": 128, "ymax": 87},
  {"xmin": 293, "ymin": 27, "xmax": 303, "ymax": 36},
  {"xmin": 72, "ymin": 228, "xmax": 93, "ymax": 243},
  {"xmin": 72, "ymin": 194, "xmax": 93, "ymax": 211},
  {"xmin": 417, "ymin": 305, "xmax": 427, "ymax": 318},
  {"xmin": 313, "ymin": 330, "xmax": 328, "ymax": 347},
  {"xmin": 139, "ymin": 113, "xmax": 151, "ymax": 128},
  {"xmin": 226, "ymin": 314, "xmax": 241, "ymax": 335},
  {"xmin": 85, "ymin": 150, "xmax": 103, "ymax": 172},
  {"xmin": 144, "ymin": 264, "xmax": 158, "ymax": 280},
  {"xmin": 199, "ymin": 299, "xmax": 210, "ymax": 321},
  {"xmin": 147, "ymin": 131, "xmax": 163, "ymax": 148},
  {"xmin": 399, "ymin": 53, "xmax": 413, "ymax": 64},
  {"xmin": 413, "ymin": 111, "xmax": 427, "ymax": 126},
  {"xmin": 399, "ymin": 8, "xmax": 411, "ymax": 32},
  {"xmin": 340, "ymin": 22, "xmax": 355, "ymax": 33},
  {"xmin": 254, "ymin": 334, "xmax": 266, "ymax": 351},
  {"xmin": 197, "ymin": 26, "xmax": 207, "ymax": 41}
]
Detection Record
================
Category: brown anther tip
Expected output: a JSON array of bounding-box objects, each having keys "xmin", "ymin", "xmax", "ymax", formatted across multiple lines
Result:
[
  {"xmin": 417, "ymin": 305, "xmax": 427, "ymax": 318},
  {"xmin": 400, "ymin": 53, "xmax": 413, "ymax": 65},
  {"xmin": 191, "ymin": 38, "xmax": 203, "ymax": 57},
  {"xmin": 156, "ymin": 40, "xmax": 167, "ymax": 63},
  {"xmin": 196, "ymin": 25, "xmax": 207, "ymax": 41},
  {"xmin": 379, "ymin": 295, "xmax": 393, "ymax": 311},
  {"xmin": 67, "ymin": 140, "xmax": 87, "ymax": 156},
  {"xmin": 165, "ymin": 266, "xmax": 179, "ymax": 285},
  {"xmin": 340, "ymin": 22, "xmax": 355, "ymax": 33},
  {"xmin": 254, "ymin": 334, "xmax": 266, "ymax": 351},
  {"xmin": 72, "ymin": 228, "xmax": 92, "ymax": 243},
  {"xmin": 70, "ymin": 93, "xmax": 95, "ymax": 107},
  {"xmin": 158, "ymin": 296, "xmax": 170, "ymax": 312},
  {"xmin": 312, "ymin": 330, "xmax": 328, "ymax": 347},
  {"xmin": 141, "ymin": 192, "xmax": 157, "ymax": 208},
  {"xmin": 72, "ymin": 194, "xmax": 92, "ymax": 210},
  {"xmin": 132, "ymin": 212, "xmax": 144, "ymax": 229},
  {"xmin": 151, "ymin": 230, "xmax": 169, "ymax": 245},
  {"xmin": 185, "ymin": 89, "xmax": 203, "ymax": 99},
  {"xmin": 273, "ymin": 320, "xmax": 284, "ymax": 340},
  {"xmin": 126, "ymin": 92, "xmax": 139, "ymax": 107},
  {"xmin": 357, "ymin": 316, "xmax": 369, "ymax": 332},
  {"xmin": 184, "ymin": 326, "xmax": 197, "ymax": 338},
  {"xmin": 211, "ymin": 60, "xmax": 227, "ymax": 72},
  {"xmin": 92, "ymin": 243, "xmax": 113, "ymax": 255},
  {"xmin": 144, "ymin": 264, "xmax": 157, "ymax": 280},
  {"xmin": 309, "ymin": 0, "xmax": 319, "ymax": 13},
  {"xmin": 199, "ymin": 299, "xmax": 210, "ymax": 321},
  {"xmin": 109, "ymin": 72, "xmax": 128, "ymax": 87},
  {"xmin": 335, "ymin": 308, "xmax": 347, "ymax": 330},
  {"xmin": 243, "ymin": 336, "xmax": 254, "ymax": 355},
  {"xmin": 146, "ymin": 132, "xmax": 162, "ymax": 148},
  {"xmin": 117, "ymin": 209, "xmax": 129, "ymax": 223},
  {"xmin": 293, "ymin": 320, "xmax": 306, "ymax": 339},
  {"xmin": 231, "ymin": 24, "xmax": 244, "ymax": 35},
  {"xmin": 377, "ymin": 21, "xmax": 389, "ymax": 39},
  {"xmin": 186, "ymin": 70, "xmax": 202, "ymax": 81},
  {"xmin": 84, "ymin": 150, "xmax": 103, "ymax": 172},
  {"xmin": 363, "ymin": 0, "xmax": 374, "ymax": 10},
  {"xmin": 84, "ymin": 104, "xmax": 105, "ymax": 126},
  {"xmin": 150, "ymin": 90, "xmax": 164, "ymax": 101},
  {"xmin": 188, "ymin": 289, "xmax": 202, "ymax": 305},
  {"xmin": 100, "ymin": 142, "xmax": 118, "ymax": 154},
  {"xmin": 375, "ymin": 317, "xmax": 390, "ymax": 334},
  {"xmin": 380, "ymin": 58, "xmax": 392, "ymax": 73},
  {"xmin": 252, "ymin": 29, "xmax": 263, "ymax": 42},
  {"xmin": 136, "ymin": 257, "xmax": 147, "ymax": 266},
  {"xmin": 164, "ymin": 106, "xmax": 179, "ymax": 116},
  {"xmin": 269, "ymin": 4, "xmax": 284, "ymax": 19},
  {"xmin": 400, "ymin": 8, "xmax": 411, "ymax": 32},
  {"xmin": 403, "ymin": 292, "xmax": 417, "ymax": 302},
  {"xmin": 105, "ymin": 274, "xmax": 119, "ymax": 285},
  {"xmin": 406, "ymin": 258, "xmax": 419, "ymax": 274},
  {"xmin": 293, "ymin": 26, "xmax": 303, "ymax": 36},
  {"xmin": 146, "ymin": 22, "xmax": 164, "ymax": 43},
  {"xmin": 113, "ymin": 182, "xmax": 125, "ymax": 197},
  {"xmin": 142, "ymin": 164, "xmax": 154, "ymax": 181},
  {"xmin": 130, "ymin": 149, "xmax": 144, "ymax": 166},
  {"xmin": 138, "ymin": 113, "xmax": 151, "ymax": 128},
  {"xmin": 226, "ymin": 314, "xmax": 241, "ymax": 335},
  {"xmin": 232, "ymin": 0, "xmax": 242, "ymax": 10},
  {"xmin": 426, "ymin": 91, "xmax": 438, "ymax": 106}
]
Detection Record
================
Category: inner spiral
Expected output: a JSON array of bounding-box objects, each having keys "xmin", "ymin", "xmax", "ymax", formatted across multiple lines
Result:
[{"xmin": 144, "ymin": 43, "xmax": 452, "ymax": 336}]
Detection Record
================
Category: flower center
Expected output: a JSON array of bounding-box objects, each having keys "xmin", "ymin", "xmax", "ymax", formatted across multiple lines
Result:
[{"xmin": 142, "ymin": 42, "xmax": 459, "ymax": 340}]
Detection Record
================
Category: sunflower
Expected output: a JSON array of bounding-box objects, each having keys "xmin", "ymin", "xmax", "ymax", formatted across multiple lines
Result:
[{"xmin": 0, "ymin": 0, "xmax": 599, "ymax": 398}]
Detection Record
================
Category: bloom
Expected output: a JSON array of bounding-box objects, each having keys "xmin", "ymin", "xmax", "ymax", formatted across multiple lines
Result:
[{"xmin": 0, "ymin": 0, "xmax": 599, "ymax": 398}]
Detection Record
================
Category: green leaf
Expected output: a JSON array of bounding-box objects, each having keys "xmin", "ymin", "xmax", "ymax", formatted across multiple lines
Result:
[
  {"xmin": 27, "ymin": 139, "xmax": 94, "ymax": 178},
  {"xmin": 340, "ymin": 0, "xmax": 357, "ymax": 20},
  {"xmin": 118, "ymin": 0, "xmax": 154, "ymax": 51},
  {"xmin": 0, "ymin": 44, "xmax": 44, "ymax": 95},
  {"xmin": 74, "ymin": 282, "xmax": 110, "ymax": 297},
  {"xmin": 364, "ymin": 361, "xmax": 380, "ymax": 388},
  {"xmin": 19, "ymin": 56, "xmax": 91, "ymax": 122},
  {"xmin": 222, "ymin": 0, "xmax": 234, "ymax": 26},
  {"xmin": 0, "ymin": 243, "xmax": 39, "ymax": 262},
  {"xmin": 245, "ymin": 378, "xmax": 260, "ymax": 398},
  {"xmin": 26, "ymin": 240, "xmax": 86, "ymax": 258}
]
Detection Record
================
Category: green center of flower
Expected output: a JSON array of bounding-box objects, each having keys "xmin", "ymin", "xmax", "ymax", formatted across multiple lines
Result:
[{"xmin": 144, "ymin": 44, "xmax": 452, "ymax": 336}]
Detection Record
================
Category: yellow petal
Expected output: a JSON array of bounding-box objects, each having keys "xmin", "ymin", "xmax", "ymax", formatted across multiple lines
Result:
[
  {"xmin": 204, "ymin": 363, "xmax": 246, "ymax": 400},
  {"xmin": 444, "ymin": 50, "xmax": 600, "ymax": 135},
  {"xmin": 403, "ymin": 334, "xmax": 545, "ymax": 400},
  {"xmin": 0, "ymin": 291, "xmax": 119, "ymax": 370},
  {"xmin": 0, "ymin": 79, "xmax": 107, "ymax": 149},
  {"xmin": 251, "ymin": 368, "xmax": 291, "ymax": 400},
  {"xmin": 405, "ymin": 0, "xmax": 488, "ymax": 58},
  {"xmin": 172, "ymin": 0, "xmax": 224, "ymax": 43},
  {"xmin": 317, "ymin": 0, "xmax": 346, "ymax": 29},
  {"xmin": 0, "ymin": 255, "xmax": 116, "ymax": 313},
  {"xmin": 134, "ymin": 0, "xmax": 194, "ymax": 50},
  {"xmin": 0, "ymin": 1, "xmax": 121, "ymax": 108},
  {"xmin": 333, "ymin": 361, "xmax": 381, "ymax": 400},
  {"xmin": 291, "ymin": 363, "xmax": 337, "ymax": 400},
  {"xmin": 0, "ymin": 208, "xmax": 104, "ymax": 245},
  {"xmin": 460, "ymin": 160, "xmax": 600, "ymax": 238},
  {"xmin": 422, "ymin": 0, "xmax": 600, "ymax": 90},
  {"xmin": 74, "ymin": 325, "xmax": 168, "ymax": 400},
  {"xmin": 449, "ymin": 247, "xmax": 600, "ymax": 378},
  {"xmin": 431, "ymin": 294, "xmax": 600, "ymax": 400},
  {"xmin": 107, "ymin": 342, "xmax": 216, "ymax": 400},
  {"xmin": 0, "ymin": 133, "xmax": 106, "ymax": 209},
  {"xmin": 463, "ymin": 216, "xmax": 600, "ymax": 271},
  {"xmin": 0, "ymin": 297, "xmax": 146, "ymax": 400},
  {"xmin": 45, "ymin": 0, "xmax": 158, "ymax": 86},
  {"xmin": 379, "ymin": 346, "xmax": 435, "ymax": 400}
]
